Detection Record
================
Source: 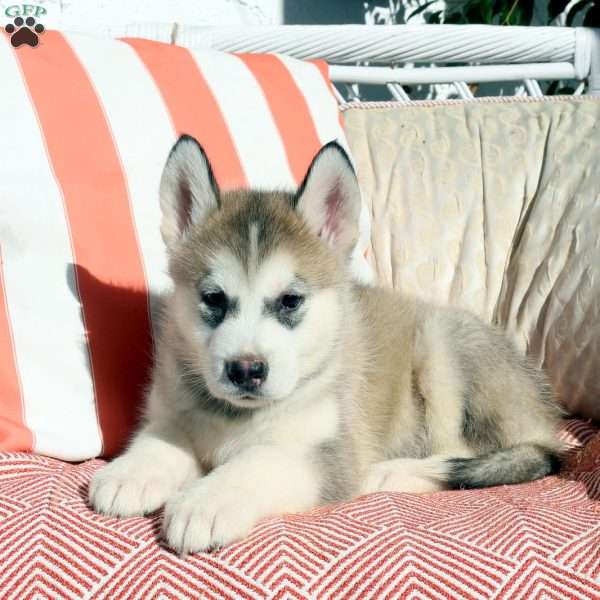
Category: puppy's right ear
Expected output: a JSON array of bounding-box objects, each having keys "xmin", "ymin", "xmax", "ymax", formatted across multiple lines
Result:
[{"xmin": 159, "ymin": 135, "xmax": 219, "ymax": 248}]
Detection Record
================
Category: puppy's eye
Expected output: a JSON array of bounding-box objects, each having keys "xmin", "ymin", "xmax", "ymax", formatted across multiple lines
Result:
[
  {"xmin": 201, "ymin": 291, "xmax": 227, "ymax": 310},
  {"xmin": 279, "ymin": 293, "xmax": 304, "ymax": 311}
]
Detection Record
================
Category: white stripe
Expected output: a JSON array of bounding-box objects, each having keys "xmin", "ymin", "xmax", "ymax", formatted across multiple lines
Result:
[
  {"xmin": 276, "ymin": 54, "xmax": 342, "ymax": 146},
  {"xmin": 191, "ymin": 51, "xmax": 296, "ymax": 191},
  {"xmin": 275, "ymin": 54, "xmax": 374, "ymax": 283},
  {"xmin": 65, "ymin": 33, "xmax": 175, "ymax": 336},
  {"xmin": 0, "ymin": 36, "xmax": 101, "ymax": 460}
]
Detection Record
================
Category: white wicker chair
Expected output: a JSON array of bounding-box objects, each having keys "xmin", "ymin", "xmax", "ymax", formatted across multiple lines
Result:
[{"xmin": 120, "ymin": 23, "xmax": 600, "ymax": 102}]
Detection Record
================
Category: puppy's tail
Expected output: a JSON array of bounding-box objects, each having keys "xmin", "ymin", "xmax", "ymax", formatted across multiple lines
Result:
[
  {"xmin": 362, "ymin": 443, "xmax": 560, "ymax": 494},
  {"xmin": 363, "ymin": 445, "xmax": 561, "ymax": 496},
  {"xmin": 444, "ymin": 444, "xmax": 561, "ymax": 490}
]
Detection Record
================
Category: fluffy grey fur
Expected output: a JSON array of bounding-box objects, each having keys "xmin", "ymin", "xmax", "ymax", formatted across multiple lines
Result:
[{"xmin": 89, "ymin": 136, "xmax": 563, "ymax": 554}]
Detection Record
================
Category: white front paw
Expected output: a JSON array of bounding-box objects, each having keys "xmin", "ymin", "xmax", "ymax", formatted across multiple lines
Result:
[
  {"xmin": 163, "ymin": 479, "xmax": 260, "ymax": 554},
  {"xmin": 90, "ymin": 454, "xmax": 178, "ymax": 518}
]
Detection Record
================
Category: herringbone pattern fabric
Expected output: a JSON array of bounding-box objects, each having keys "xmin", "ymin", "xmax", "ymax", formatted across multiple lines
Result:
[{"xmin": 1, "ymin": 420, "xmax": 598, "ymax": 599}]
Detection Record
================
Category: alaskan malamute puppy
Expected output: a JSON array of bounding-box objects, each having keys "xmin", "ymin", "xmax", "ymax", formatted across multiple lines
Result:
[{"xmin": 90, "ymin": 136, "xmax": 562, "ymax": 554}]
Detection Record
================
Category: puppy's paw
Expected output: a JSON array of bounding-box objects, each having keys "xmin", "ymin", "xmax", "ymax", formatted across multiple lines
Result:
[
  {"xmin": 162, "ymin": 479, "xmax": 260, "ymax": 554},
  {"xmin": 89, "ymin": 454, "xmax": 177, "ymax": 517}
]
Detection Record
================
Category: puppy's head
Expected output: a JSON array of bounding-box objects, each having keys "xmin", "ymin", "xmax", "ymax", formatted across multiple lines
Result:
[{"xmin": 159, "ymin": 135, "xmax": 361, "ymax": 409}]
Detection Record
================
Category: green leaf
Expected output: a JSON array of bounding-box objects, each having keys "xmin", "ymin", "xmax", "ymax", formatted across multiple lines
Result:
[
  {"xmin": 520, "ymin": 0, "xmax": 535, "ymax": 23},
  {"xmin": 548, "ymin": 0, "xmax": 571, "ymax": 20},
  {"xmin": 566, "ymin": 0, "xmax": 591, "ymax": 25},
  {"xmin": 445, "ymin": 9, "xmax": 467, "ymax": 23},
  {"xmin": 426, "ymin": 10, "xmax": 443, "ymax": 23},
  {"xmin": 465, "ymin": 1, "xmax": 486, "ymax": 23},
  {"xmin": 500, "ymin": 0, "xmax": 534, "ymax": 25},
  {"xmin": 583, "ymin": 2, "xmax": 600, "ymax": 25},
  {"xmin": 407, "ymin": 0, "xmax": 439, "ymax": 20},
  {"xmin": 473, "ymin": 0, "xmax": 490, "ymax": 22}
]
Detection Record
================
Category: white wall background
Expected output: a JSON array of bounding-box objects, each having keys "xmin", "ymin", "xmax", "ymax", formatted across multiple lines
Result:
[{"xmin": 1, "ymin": 0, "xmax": 282, "ymax": 32}]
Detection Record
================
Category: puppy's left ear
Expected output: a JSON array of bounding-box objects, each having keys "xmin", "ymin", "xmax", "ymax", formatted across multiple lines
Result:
[{"xmin": 294, "ymin": 142, "xmax": 361, "ymax": 255}]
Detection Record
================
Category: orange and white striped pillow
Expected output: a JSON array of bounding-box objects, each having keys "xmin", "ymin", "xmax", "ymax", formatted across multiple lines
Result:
[{"xmin": 0, "ymin": 31, "xmax": 370, "ymax": 460}]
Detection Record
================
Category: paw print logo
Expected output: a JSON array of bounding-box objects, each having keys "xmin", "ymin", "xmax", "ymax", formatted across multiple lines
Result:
[{"xmin": 5, "ymin": 16, "xmax": 45, "ymax": 48}]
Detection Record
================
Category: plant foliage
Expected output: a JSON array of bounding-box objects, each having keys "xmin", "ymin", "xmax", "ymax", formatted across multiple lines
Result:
[{"xmin": 419, "ymin": 0, "xmax": 599, "ymax": 26}]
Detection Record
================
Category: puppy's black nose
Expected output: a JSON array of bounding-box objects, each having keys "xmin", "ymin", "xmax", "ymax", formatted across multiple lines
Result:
[{"xmin": 225, "ymin": 357, "xmax": 269, "ymax": 389}]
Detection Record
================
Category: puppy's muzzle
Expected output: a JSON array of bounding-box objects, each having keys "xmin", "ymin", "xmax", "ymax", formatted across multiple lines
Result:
[{"xmin": 225, "ymin": 356, "xmax": 269, "ymax": 392}]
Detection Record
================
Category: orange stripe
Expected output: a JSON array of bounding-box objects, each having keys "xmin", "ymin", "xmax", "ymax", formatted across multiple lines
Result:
[
  {"xmin": 123, "ymin": 38, "xmax": 247, "ymax": 191},
  {"xmin": 236, "ymin": 53, "xmax": 323, "ymax": 185},
  {"xmin": 0, "ymin": 247, "xmax": 33, "ymax": 452},
  {"xmin": 15, "ymin": 32, "xmax": 153, "ymax": 457},
  {"xmin": 312, "ymin": 60, "xmax": 344, "ymax": 128}
]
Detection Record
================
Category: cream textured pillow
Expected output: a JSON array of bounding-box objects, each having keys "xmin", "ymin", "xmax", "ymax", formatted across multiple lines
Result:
[{"xmin": 344, "ymin": 98, "xmax": 600, "ymax": 420}]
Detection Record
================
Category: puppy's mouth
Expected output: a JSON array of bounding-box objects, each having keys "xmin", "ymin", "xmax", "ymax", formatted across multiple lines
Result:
[
  {"xmin": 230, "ymin": 393, "xmax": 264, "ymax": 404},
  {"xmin": 206, "ymin": 375, "xmax": 260, "ymax": 402},
  {"xmin": 217, "ymin": 389, "xmax": 274, "ymax": 410},
  {"xmin": 222, "ymin": 384, "xmax": 268, "ymax": 403}
]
